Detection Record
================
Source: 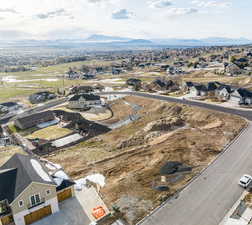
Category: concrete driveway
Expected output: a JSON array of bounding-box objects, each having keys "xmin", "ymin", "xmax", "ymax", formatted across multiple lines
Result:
[
  {"xmin": 33, "ymin": 196, "xmax": 91, "ymax": 225},
  {"xmin": 75, "ymin": 186, "xmax": 110, "ymax": 222},
  {"xmin": 33, "ymin": 187, "xmax": 110, "ymax": 225}
]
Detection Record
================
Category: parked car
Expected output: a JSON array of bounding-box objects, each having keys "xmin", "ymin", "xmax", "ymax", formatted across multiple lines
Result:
[{"xmin": 239, "ymin": 174, "xmax": 252, "ymax": 188}]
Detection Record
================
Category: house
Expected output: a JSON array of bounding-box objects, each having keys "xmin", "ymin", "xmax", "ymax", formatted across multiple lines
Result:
[
  {"xmin": 82, "ymin": 74, "xmax": 96, "ymax": 80},
  {"xmin": 66, "ymin": 70, "xmax": 81, "ymax": 80},
  {"xmin": 14, "ymin": 111, "xmax": 55, "ymax": 130},
  {"xmin": 0, "ymin": 102, "xmax": 20, "ymax": 112},
  {"xmin": 0, "ymin": 154, "xmax": 75, "ymax": 225},
  {"xmin": 206, "ymin": 82, "xmax": 219, "ymax": 96},
  {"xmin": 69, "ymin": 86, "xmax": 94, "ymax": 95},
  {"xmin": 215, "ymin": 85, "xmax": 233, "ymax": 101},
  {"xmin": 167, "ymin": 66, "xmax": 184, "ymax": 75},
  {"xmin": 189, "ymin": 84, "xmax": 208, "ymax": 97},
  {"xmin": 126, "ymin": 78, "xmax": 142, "ymax": 90},
  {"xmin": 182, "ymin": 81, "xmax": 195, "ymax": 92},
  {"xmin": 68, "ymin": 94, "xmax": 102, "ymax": 110},
  {"xmin": 29, "ymin": 92, "xmax": 56, "ymax": 105},
  {"xmin": 229, "ymin": 88, "xmax": 252, "ymax": 105},
  {"xmin": 112, "ymin": 68, "xmax": 122, "ymax": 75},
  {"xmin": 145, "ymin": 78, "xmax": 179, "ymax": 93},
  {"xmin": 225, "ymin": 63, "xmax": 242, "ymax": 76}
]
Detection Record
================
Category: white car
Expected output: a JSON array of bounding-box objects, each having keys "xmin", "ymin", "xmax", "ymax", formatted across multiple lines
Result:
[{"xmin": 239, "ymin": 174, "xmax": 252, "ymax": 188}]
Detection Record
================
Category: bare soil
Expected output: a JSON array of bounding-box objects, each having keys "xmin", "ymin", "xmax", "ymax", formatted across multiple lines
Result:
[{"xmin": 45, "ymin": 96, "xmax": 247, "ymax": 224}]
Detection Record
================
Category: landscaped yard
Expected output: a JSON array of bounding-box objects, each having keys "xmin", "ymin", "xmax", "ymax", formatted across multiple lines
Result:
[{"xmin": 25, "ymin": 125, "xmax": 72, "ymax": 140}]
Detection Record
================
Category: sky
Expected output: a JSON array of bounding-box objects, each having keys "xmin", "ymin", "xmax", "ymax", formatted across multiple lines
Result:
[{"xmin": 0, "ymin": 0, "xmax": 251, "ymax": 40}]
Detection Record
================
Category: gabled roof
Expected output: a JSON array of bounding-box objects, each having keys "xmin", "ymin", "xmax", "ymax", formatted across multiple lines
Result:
[
  {"xmin": 217, "ymin": 85, "xmax": 232, "ymax": 93},
  {"xmin": 69, "ymin": 94, "xmax": 101, "ymax": 101},
  {"xmin": 126, "ymin": 78, "xmax": 142, "ymax": 85},
  {"xmin": 15, "ymin": 111, "xmax": 54, "ymax": 127},
  {"xmin": 0, "ymin": 168, "xmax": 17, "ymax": 204},
  {"xmin": 207, "ymin": 82, "xmax": 218, "ymax": 91},
  {"xmin": 184, "ymin": 81, "xmax": 195, "ymax": 87},
  {"xmin": 236, "ymin": 88, "xmax": 252, "ymax": 98},
  {"xmin": 0, "ymin": 154, "xmax": 56, "ymax": 203},
  {"xmin": 193, "ymin": 84, "xmax": 207, "ymax": 92},
  {"xmin": 0, "ymin": 102, "xmax": 18, "ymax": 108}
]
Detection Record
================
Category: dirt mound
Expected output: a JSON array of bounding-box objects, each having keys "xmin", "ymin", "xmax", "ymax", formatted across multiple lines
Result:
[
  {"xmin": 153, "ymin": 104, "xmax": 183, "ymax": 116},
  {"xmin": 143, "ymin": 117, "xmax": 184, "ymax": 133},
  {"xmin": 117, "ymin": 116, "xmax": 184, "ymax": 149}
]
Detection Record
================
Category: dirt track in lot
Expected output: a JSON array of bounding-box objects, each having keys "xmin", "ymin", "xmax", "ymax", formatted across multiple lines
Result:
[{"xmin": 46, "ymin": 96, "xmax": 247, "ymax": 224}]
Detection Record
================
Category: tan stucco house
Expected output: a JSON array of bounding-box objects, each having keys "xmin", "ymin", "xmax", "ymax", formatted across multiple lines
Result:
[
  {"xmin": 0, "ymin": 154, "xmax": 75, "ymax": 225},
  {"xmin": 68, "ymin": 94, "xmax": 102, "ymax": 110}
]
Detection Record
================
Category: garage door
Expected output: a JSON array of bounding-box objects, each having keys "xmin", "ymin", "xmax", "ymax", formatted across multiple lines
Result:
[
  {"xmin": 24, "ymin": 205, "xmax": 52, "ymax": 225},
  {"xmin": 57, "ymin": 188, "xmax": 72, "ymax": 202},
  {"xmin": 1, "ymin": 215, "xmax": 14, "ymax": 225}
]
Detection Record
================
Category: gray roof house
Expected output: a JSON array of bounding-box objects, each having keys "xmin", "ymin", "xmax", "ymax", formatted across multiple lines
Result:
[
  {"xmin": 14, "ymin": 111, "xmax": 55, "ymax": 130},
  {"xmin": 0, "ymin": 154, "xmax": 75, "ymax": 225},
  {"xmin": 215, "ymin": 85, "xmax": 233, "ymax": 101},
  {"xmin": 68, "ymin": 94, "xmax": 102, "ymax": 110},
  {"xmin": 229, "ymin": 88, "xmax": 252, "ymax": 105},
  {"xmin": 189, "ymin": 84, "xmax": 208, "ymax": 97}
]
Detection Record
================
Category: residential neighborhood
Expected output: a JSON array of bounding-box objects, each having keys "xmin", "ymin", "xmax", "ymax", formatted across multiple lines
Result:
[{"xmin": 1, "ymin": 2, "xmax": 252, "ymax": 224}]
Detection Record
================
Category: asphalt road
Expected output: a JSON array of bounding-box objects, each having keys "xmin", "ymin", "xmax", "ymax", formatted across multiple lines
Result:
[{"xmin": 99, "ymin": 92, "xmax": 252, "ymax": 225}]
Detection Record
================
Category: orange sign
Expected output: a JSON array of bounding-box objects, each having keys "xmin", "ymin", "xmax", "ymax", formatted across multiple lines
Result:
[{"xmin": 92, "ymin": 206, "xmax": 106, "ymax": 220}]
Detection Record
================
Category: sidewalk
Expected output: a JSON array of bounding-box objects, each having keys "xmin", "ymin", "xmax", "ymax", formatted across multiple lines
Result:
[{"xmin": 219, "ymin": 191, "xmax": 252, "ymax": 225}]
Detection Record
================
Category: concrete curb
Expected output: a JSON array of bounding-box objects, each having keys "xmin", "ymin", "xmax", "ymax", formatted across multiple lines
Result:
[{"xmin": 136, "ymin": 122, "xmax": 250, "ymax": 225}]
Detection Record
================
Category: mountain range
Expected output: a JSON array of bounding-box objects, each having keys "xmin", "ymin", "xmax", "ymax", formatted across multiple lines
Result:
[
  {"xmin": 0, "ymin": 34, "xmax": 251, "ymax": 48},
  {"xmin": 85, "ymin": 34, "xmax": 251, "ymax": 46}
]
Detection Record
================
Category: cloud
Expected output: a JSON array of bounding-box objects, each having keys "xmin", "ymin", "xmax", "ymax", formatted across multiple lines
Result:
[
  {"xmin": 88, "ymin": 0, "xmax": 106, "ymax": 2},
  {"xmin": 167, "ymin": 7, "xmax": 198, "ymax": 16},
  {"xmin": 87, "ymin": 0, "xmax": 119, "ymax": 4},
  {"xmin": 0, "ymin": 8, "xmax": 18, "ymax": 14},
  {"xmin": 36, "ymin": 9, "xmax": 72, "ymax": 19},
  {"xmin": 112, "ymin": 9, "xmax": 133, "ymax": 19},
  {"xmin": 148, "ymin": 0, "xmax": 173, "ymax": 9},
  {"xmin": 191, "ymin": 0, "xmax": 231, "ymax": 8}
]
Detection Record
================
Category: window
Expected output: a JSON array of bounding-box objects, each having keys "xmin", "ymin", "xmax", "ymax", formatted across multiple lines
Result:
[
  {"xmin": 18, "ymin": 200, "xmax": 24, "ymax": 207},
  {"xmin": 30, "ymin": 194, "xmax": 40, "ymax": 206},
  {"xmin": 46, "ymin": 190, "xmax": 51, "ymax": 195}
]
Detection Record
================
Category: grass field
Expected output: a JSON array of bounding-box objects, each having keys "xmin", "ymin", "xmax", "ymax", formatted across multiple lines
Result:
[
  {"xmin": 0, "ymin": 59, "xmax": 119, "ymax": 79},
  {"xmin": 0, "ymin": 87, "xmax": 35, "ymax": 102}
]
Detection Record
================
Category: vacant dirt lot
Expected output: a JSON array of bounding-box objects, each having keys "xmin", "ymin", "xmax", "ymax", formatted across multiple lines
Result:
[{"xmin": 46, "ymin": 96, "xmax": 247, "ymax": 224}]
